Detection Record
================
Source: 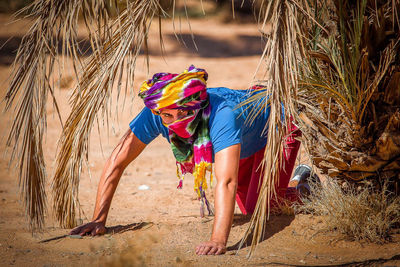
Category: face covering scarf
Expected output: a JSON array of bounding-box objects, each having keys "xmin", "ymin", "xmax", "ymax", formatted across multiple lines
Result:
[{"xmin": 138, "ymin": 65, "xmax": 213, "ymax": 217}]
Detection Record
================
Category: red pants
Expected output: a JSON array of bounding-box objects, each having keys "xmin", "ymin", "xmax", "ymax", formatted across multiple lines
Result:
[{"xmin": 235, "ymin": 122, "xmax": 301, "ymax": 215}]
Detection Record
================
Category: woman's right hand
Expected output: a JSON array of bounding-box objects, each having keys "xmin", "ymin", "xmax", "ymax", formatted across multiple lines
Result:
[{"xmin": 69, "ymin": 221, "xmax": 106, "ymax": 236}]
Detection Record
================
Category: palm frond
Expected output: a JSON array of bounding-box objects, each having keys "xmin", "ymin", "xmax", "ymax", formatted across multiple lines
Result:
[
  {"xmin": 4, "ymin": 0, "xmax": 112, "ymax": 230},
  {"xmin": 52, "ymin": 0, "xmax": 165, "ymax": 228},
  {"xmin": 238, "ymin": 0, "xmax": 309, "ymax": 257}
]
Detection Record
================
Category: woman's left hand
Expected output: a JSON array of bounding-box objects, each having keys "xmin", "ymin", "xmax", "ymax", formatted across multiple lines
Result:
[{"xmin": 195, "ymin": 240, "xmax": 227, "ymax": 255}]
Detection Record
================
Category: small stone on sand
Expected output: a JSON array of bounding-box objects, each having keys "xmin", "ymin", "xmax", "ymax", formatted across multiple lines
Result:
[{"xmin": 138, "ymin": 185, "xmax": 150, "ymax": 190}]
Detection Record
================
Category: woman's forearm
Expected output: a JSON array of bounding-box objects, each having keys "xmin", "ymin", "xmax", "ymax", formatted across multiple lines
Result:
[
  {"xmin": 211, "ymin": 143, "xmax": 241, "ymax": 245},
  {"xmin": 91, "ymin": 130, "xmax": 147, "ymax": 224},
  {"xmin": 91, "ymin": 160, "xmax": 125, "ymax": 223},
  {"xmin": 211, "ymin": 178, "xmax": 237, "ymax": 244},
  {"xmin": 69, "ymin": 131, "xmax": 146, "ymax": 236}
]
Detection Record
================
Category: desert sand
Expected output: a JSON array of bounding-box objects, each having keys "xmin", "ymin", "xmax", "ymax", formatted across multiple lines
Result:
[{"xmin": 0, "ymin": 13, "xmax": 399, "ymax": 266}]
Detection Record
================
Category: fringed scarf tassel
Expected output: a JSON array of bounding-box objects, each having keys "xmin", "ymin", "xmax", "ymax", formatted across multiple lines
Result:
[
  {"xmin": 176, "ymin": 162, "xmax": 214, "ymax": 217},
  {"xmin": 194, "ymin": 162, "xmax": 214, "ymax": 217}
]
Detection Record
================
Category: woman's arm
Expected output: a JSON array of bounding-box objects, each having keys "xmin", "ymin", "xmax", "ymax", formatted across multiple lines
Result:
[
  {"xmin": 69, "ymin": 129, "xmax": 146, "ymax": 236},
  {"xmin": 195, "ymin": 143, "xmax": 241, "ymax": 255}
]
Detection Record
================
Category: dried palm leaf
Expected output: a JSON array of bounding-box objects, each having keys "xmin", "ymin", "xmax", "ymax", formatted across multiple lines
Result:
[
  {"xmin": 4, "ymin": 0, "xmax": 111, "ymax": 230},
  {"xmin": 238, "ymin": 0, "xmax": 312, "ymax": 257},
  {"xmin": 52, "ymin": 0, "xmax": 165, "ymax": 228}
]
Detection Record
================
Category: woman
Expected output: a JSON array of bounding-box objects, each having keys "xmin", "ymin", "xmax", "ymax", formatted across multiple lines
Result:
[{"xmin": 70, "ymin": 65, "xmax": 301, "ymax": 255}]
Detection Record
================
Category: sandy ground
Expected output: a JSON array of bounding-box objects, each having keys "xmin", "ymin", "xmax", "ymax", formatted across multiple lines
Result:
[{"xmin": 0, "ymin": 13, "xmax": 399, "ymax": 267}]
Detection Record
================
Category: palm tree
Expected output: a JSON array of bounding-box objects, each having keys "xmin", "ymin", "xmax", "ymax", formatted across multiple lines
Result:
[
  {"xmin": 240, "ymin": 0, "xmax": 400, "ymax": 255},
  {"xmin": 4, "ymin": 0, "xmax": 399, "ymax": 257},
  {"xmin": 297, "ymin": 0, "xmax": 400, "ymax": 184}
]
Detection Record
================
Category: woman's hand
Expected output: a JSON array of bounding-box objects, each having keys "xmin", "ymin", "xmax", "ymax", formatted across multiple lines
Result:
[
  {"xmin": 195, "ymin": 240, "xmax": 226, "ymax": 255},
  {"xmin": 69, "ymin": 221, "xmax": 106, "ymax": 236}
]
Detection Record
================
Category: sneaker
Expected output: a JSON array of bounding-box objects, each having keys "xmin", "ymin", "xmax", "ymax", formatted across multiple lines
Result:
[{"xmin": 290, "ymin": 164, "xmax": 320, "ymax": 197}]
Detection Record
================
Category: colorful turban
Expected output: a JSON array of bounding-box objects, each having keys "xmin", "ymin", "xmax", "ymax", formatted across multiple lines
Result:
[{"xmin": 139, "ymin": 65, "xmax": 213, "ymax": 216}]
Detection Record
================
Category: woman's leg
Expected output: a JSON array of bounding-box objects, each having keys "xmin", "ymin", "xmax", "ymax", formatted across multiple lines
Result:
[
  {"xmin": 276, "ymin": 121, "xmax": 302, "ymax": 202},
  {"xmin": 235, "ymin": 120, "xmax": 301, "ymax": 214},
  {"xmin": 235, "ymin": 147, "xmax": 266, "ymax": 215},
  {"xmin": 235, "ymin": 153, "xmax": 256, "ymax": 215}
]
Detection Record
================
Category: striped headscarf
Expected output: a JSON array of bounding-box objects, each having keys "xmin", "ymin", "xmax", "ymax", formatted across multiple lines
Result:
[{"xmin": 139, "ymin": 65, "xmax": 213, "ymax": 216}]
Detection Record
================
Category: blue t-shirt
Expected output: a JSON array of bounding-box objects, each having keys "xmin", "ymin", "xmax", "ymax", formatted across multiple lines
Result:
[{"xmin": 129, "ymin": 87, "xmax": 270, "ymax": 159}]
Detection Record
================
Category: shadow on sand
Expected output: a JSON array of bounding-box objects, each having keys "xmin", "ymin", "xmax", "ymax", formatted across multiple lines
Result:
[
  {"xmin": 106, "ymin": 221, "xmax": 153, "ymax": 235},
  {"xmin": 160, "ymin": 33, "xmax": 263, "ymax": 58},
  {"xmin": 0, "ymin": 31, "xmax": 263, "ymax": 66},
  {"xmin": 228, "ymin": 214, "xmax": 295, "ymax": 252},
  {"xmin": 0, "ymin": 36, "xmax": 93, "ymax": 65}
]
